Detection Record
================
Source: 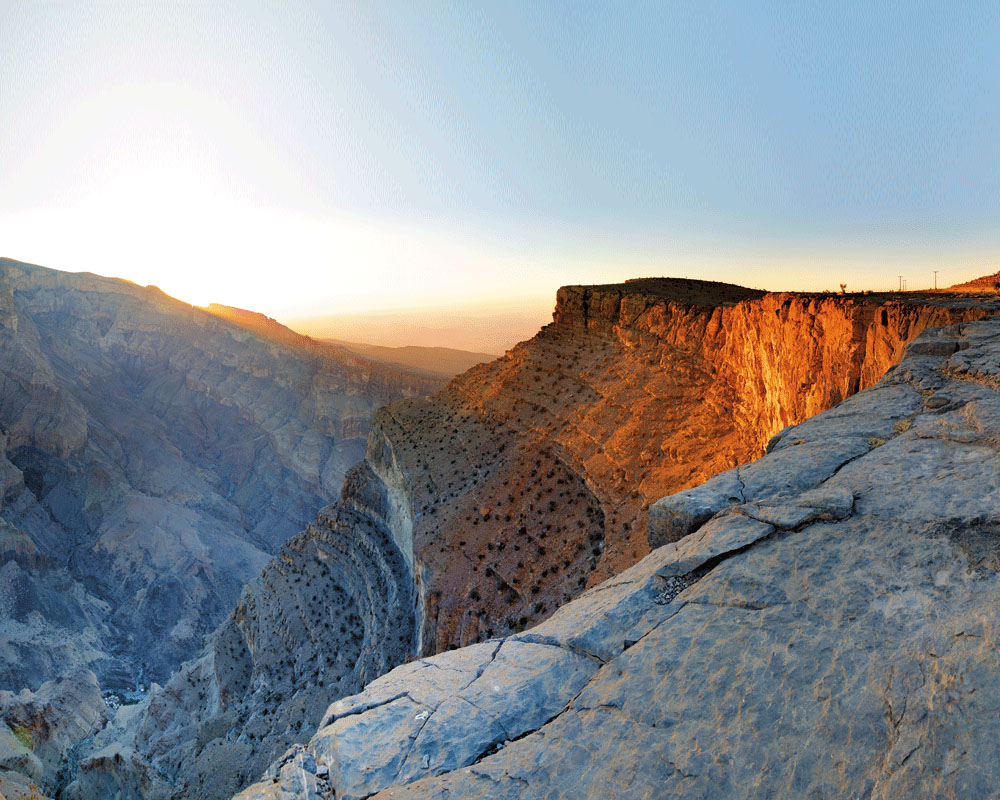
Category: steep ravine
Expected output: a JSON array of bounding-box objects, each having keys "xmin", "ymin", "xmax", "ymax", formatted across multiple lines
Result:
[
  {"xmin": 71, "ymin": 278, "xmax": 997, "ymax": 800},
  {"xmin": 0, "ymin": 259, "xmax": 442, "ymax": 796},
  {"xmin": 64, "ymin": 463, "xmax": 416, "ymax": 800}
]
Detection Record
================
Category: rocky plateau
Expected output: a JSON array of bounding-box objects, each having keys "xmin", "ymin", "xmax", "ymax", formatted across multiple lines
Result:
[{"xmin": 235, "ymin": 312, "xmax": 1000, "ymax": 799}]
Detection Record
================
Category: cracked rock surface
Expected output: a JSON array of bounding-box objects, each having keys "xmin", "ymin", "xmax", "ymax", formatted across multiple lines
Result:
[{"xmin": 237, "ymin": 317, "xmax": 1000, "ymax": 799}]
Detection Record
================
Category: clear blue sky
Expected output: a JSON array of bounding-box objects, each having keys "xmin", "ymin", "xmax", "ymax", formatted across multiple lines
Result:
[{"xmin": 1, "ymin": 0, "xmax": 998, "ymax": 319}]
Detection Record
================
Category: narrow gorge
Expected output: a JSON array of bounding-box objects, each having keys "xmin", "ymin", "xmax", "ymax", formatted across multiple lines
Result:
[{"xmin": 62, "ymin": 277, "xmax": 998, "ymax": 799}]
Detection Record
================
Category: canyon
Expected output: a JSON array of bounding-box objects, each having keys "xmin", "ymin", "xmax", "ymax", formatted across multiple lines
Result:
[
  {"xmin": 58, "ymin": 277, "xmax": 998, "ymax": 799},
  {"xmin": 0, "ymin": 259, "xmax": 440, "ymax": 795},
  {"xmin": 237, "ymin": 314, "xmax": 1000, "ymax": 800},
  {"xmin": 364, "ymin": 279, "xmax": 994, "ymax": 656},
  {"xmin": 3, "ymin": 266, "xmax": 999, "ymax": 799}
]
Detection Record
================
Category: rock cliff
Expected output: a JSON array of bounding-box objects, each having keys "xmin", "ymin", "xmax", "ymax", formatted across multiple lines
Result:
[
  {"xmin": 77, "ymin": 278, "xmax": 998, "ymax": 800},
  {"xmin": 65, "ymin": 462, "xmax": 418, "ymax": 800},
  {"xmin": 366, "ymin": 279, "xmax": 992, "ymax": 655},
  {"xmin": 236, "ymin": 314, "xmax": 1000, "ymax": 799},
  {"xmin": 0, "ymin": 668, "xmax": 105, "ymax": 789},
  {"xmin": 0, "ymin": 259, "xmax": 439, "ymax": 790}
]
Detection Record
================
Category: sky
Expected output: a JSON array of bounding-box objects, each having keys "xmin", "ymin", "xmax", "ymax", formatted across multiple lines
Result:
[{"xmin": 2, "ymin": 1, "xmax": 1000, "ymax": 338}]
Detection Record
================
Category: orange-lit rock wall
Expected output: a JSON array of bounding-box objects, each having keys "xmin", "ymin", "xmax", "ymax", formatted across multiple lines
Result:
[{"xmin": 366, "ymin": 281, "xmax": 991, "ymax": 654}]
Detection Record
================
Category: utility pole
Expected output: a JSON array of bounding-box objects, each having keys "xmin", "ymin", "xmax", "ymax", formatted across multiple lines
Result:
[
  {"xmin": 933, "ymin": 270, "xmax": 938, "ymax": 291},
  {"xmin": 898, "ymin": 275, "xmax": 903, "ymax": 292}
]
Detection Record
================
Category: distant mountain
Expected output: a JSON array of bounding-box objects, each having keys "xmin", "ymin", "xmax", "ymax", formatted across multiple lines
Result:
[
  {"xmin": 201, "ymin": 305, "xmax": 493, "ymax": 380},
  {"xmin": 321, "ymin": 339, "xmax": 495, "ymax": 379},
  {"xmin": 200, "ymin": 303, "xmax": 330, "ymax": 350},
  {"xmin": 287, "ymin": 304, "xmax": 552, "ymax": 355},
  {"xmin": 0, "ymin": 258, "xmax": 441, "ymax": 788}
]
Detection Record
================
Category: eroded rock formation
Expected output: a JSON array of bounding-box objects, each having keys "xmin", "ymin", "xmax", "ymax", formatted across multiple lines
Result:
[
  {"xmin": 367, "ymin": 280, "xmax": 993, "ymax": 655},
  {"xmin": 0, "ymin": 668, "xmax": 105, "ymax": 790},
  {"xmin": 0, "ymin": 259, "xmax": 439, "ymax": 791},
  {"xmin": 80, "ymin": 278, "xmax": 998, "ymax": 800},
  {"xmin": 66, "ymin": 462, "xmax": 417, "ymax": 799},
  {"xmin": 238, "ymin": 315, "xmax": 1000, "ymax": 799}
]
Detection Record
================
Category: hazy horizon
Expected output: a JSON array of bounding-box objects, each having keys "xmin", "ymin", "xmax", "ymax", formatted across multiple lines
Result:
[
  {"xmin": 7, "ymin": 251, "xmax": 1000, "ymax": 353},
  {"xmin": 287, "ymin": 301, "xmax": 553, "ymax": 355}
]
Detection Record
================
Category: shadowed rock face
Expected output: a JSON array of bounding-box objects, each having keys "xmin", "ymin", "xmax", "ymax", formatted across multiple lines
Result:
[
  {"xmin": 0, "ymin": 258, "xmax": 438, "ymax": 697},
  {"xmin": 237, "ymin": 317, "xmax": 1000, "ymax": 800},
  {"xmin": 0, "ymin": 668, "xmax": 106, "ymax": 788},
  {"xmin": 72, "ymin": 463, "xmax": 418, "ymax": 800}
]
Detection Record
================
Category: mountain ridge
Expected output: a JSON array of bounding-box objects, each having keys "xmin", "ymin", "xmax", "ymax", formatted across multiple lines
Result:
[{"xmin": 0, "ymin": 259, "xmax": 442, "ymax": 793}]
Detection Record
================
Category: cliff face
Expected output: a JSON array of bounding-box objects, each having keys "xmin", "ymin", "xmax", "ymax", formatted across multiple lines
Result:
[
  {"xmin": 236, "ymin": 316, "xmax": 1000, "ymax": 800},
  {"xmin": 375, "ymin": 280, "xmax": 993, "ymax": 654},
  {"xmin": 65, "ymin": 462, "xmax": 416, "ymax": 800},
  {"xmin": 67, "ymin": 278, "xmax": 998, "ymax": 799},
  {"xmin": 0, "ymin": 259, "xmax": 439, "ymax": 789}
]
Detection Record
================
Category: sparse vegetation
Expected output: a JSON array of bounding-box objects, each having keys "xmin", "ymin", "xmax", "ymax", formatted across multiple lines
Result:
[{"xmin": 11, "ymin": 723, "xmax": 33, "ymax": 750}]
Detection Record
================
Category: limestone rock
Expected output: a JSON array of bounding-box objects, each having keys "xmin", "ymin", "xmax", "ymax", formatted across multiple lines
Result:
[
  {"xmin": 77, "ymin": 279, "xmax": 1000, "ymax": 799},
  {"xmin": 308, "ymin": 640, "xmax": 595, "ymax": 800},
  {"xmin": 0, "ymin": 667, "xmax": 105, "ymax": 788},
  {"xmin": 231, "ymin": 745, "xmax": 326, "ymax": 800},
  {"xmin": 68, "ymin": 462, "xmax": 417, "ymax": 799},
  {"xmin": 0, "ymin": 770, "xmax": 52, "ymax": 800},
  {"xmin": 356, "ymin": 280, "xmax": 994, "ymax": 656},
  {"xmin": 238, "ymin": 316, "xmax": 1000, "ymax": 799}
]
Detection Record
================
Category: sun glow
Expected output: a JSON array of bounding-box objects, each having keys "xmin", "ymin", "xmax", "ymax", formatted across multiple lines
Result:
[{"xmin": 1, "ymin": 195, "xmax": 564, "ymax": 318}]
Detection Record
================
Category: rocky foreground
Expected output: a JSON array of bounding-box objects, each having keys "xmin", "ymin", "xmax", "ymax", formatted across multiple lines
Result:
[{"xmin": 236, "ymin": 316, "xmax": 1000, "ymax": 798}]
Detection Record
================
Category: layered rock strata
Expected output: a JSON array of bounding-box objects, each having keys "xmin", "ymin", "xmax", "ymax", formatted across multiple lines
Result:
[
  {"xmin": 0, "ymin": 258, "xmax": 436, "ymax": 689},
  {"xmin": 0, "ymin": 259, "xmax": 439, "ymax": 791},
  {"xmin": 238, "ymin": 315, "xmax": 1000, "ymax": 799},
  {"xmin": 0, "ymin": 668, "xmax": 105, "ymax": 790},
  {"xmin": 66, "ymin": 461, "xmax": 416, "ymax": 800},
  {"xmin": 64, "ymin": 278, "xmax": 997, "ymax": 799},
  {"xmin": 364, "ymin": 280, "xmax": 993, "ymax": 655}
]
